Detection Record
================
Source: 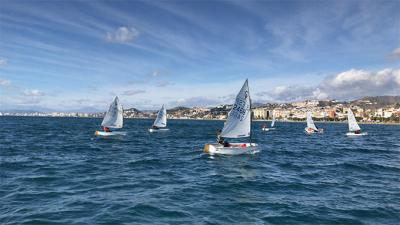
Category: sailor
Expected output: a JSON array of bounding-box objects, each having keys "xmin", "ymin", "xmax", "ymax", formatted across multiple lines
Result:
[
  {"xmin": 217, "ymin": 129, "xmax": 230, "ymax": 147},
  {"xmin": 217, "ymin": 129, "xmax": 224, "ymax": 145},
  {"xmin": 354, "ymin": 130, "xmax": 361, "ymax": 134},
  {"xmin": 152, "ymin": 125, "xmax": 159, "ymax": 130},
  {"xmin": 103, "ymin": 126, "xmax": 111, "ymax": 132}
]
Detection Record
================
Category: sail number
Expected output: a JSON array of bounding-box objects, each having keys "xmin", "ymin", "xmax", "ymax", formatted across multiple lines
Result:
[{"xmin": 230, "ymin": 90, "xmax": 249, "ymax": 121}]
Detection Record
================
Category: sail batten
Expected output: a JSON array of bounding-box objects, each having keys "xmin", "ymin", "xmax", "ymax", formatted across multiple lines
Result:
[
  {"xmin": 348, "ymin": 108, "xmax": 361, "ymax": 132},
  {"xmin": 220, "ymin": 80, "xmax": 251, "ymax": 138},
  {"xmin": 101, "ymin": 96, "xmax": 123, "ymax": 129},
  {"xmin": 306, "ymin": 112, "xmax": 318, "ymax": 131},
  {"xmin": 153, "ymin": 105, "xmax": 167, "ymax": 128}
]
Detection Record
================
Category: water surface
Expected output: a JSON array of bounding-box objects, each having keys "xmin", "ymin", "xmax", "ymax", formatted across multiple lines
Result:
[{"xmin": 1, "ymin": 117, "xmax": 399, "ymax": 224}]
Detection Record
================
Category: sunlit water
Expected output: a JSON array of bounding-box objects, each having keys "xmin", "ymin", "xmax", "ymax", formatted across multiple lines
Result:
[{"xmin": 1, "ymin": 117, "xmax": 399, "ymax": 224}]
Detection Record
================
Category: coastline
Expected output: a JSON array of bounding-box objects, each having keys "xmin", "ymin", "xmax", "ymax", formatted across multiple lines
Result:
[
  {"xmin": 2, "ymin": 115, "xmax": 399, "ymax": 125},
  {"xmin": 253, "ymin": 119, "xmax": 400, "ymax": 125}
]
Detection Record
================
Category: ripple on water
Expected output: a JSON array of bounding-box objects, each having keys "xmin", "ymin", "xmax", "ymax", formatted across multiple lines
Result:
[{"xmin": 1, "ymin": 117, "xmax": 400, "ymax": 224}]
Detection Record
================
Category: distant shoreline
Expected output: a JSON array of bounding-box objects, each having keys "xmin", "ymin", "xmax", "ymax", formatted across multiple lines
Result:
[
  {"xmin": 2, "ymin": 115, "xmax": 399, "ymax": 125},
  {"xmin": 253, "ymin": 119, "xmax": 400, "ymax": 125}
]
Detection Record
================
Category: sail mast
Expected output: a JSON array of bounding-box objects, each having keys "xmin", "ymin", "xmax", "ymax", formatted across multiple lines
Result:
[{"xmin": 249, "ymin": 88, "xmax": 252, "ymax": 144}]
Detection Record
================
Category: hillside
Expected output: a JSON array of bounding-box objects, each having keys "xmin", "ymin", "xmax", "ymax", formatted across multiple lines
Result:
[{"xmin": 351, "ymin": 96, "xmax": 400, "ymax": 109}]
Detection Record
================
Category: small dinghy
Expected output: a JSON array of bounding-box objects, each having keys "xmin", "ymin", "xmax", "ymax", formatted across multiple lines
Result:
[
  {"xmin": 262, "ymin": 126, "xmax": 270, "ymax": 131},
  {"xmin": 204, "ymin": 79, "xmax": 258, "ymax": 155},
  {"xmin": 304, "ymin": 111, "xmax": 323, "ymax": 134},
  {"xmin": 149, "ymin": 104, "xmax": 169, "ymax": 132},
  {"xmin": 346, "ymin": 108, "xmax": 367, "ymax": 136},
  {"xmin": 95, "ymin": 131, "xmax": 127, "ymax": 136},
  {"xmin": 95, "ymin": 96, "xmax": 126, "ymax": 137},
  {"xmin": 262, "ymin": 112, "xmax": 275, "ymax": 131},
  {"xmin": 269, "ymin": 111, "xmax": 277, "ymax": 130}
]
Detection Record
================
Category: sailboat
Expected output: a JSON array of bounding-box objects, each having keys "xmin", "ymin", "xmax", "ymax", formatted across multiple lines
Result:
[
  {"xmin": 149, "ymin": 104, "xmax": 169, "ymax": 132},
  {"xmin": 346, "ymin": 108, "xmax": 367, "ymax": 136},
  {"xmin": 204, "ymin": 79, "xmax": 258, "ymax": 155},
  {"xmin": 271, "ymin": 112, "xmax": 276, "ymax": 129},
  {"xmin": 304, "ymin": 111, "xmax": 323, "ymax": 134},
  {"xmin": 262, "ymin": 111, "xmax": 276, "ymax": 131},
  {"xmin": 95, "ymin": 96, "xmax": 126, "ymax": 136}
]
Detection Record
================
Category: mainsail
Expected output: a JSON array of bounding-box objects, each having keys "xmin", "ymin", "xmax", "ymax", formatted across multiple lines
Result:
[
  {"xmin": 101, "ymin": 96, "xmax": 123, "ymax": 129},
  {"xmin": 153, "ymin": 104, "xmax": 167, "ymax": 128},
  {"xmin": 221, "ymin": 80, "xmax": 251, "ymax": 138},
  {"xmin": 271, "ymin": 111, "xmax": 275, "ymax": 127},
  {"xmin": 306, "ymin": 111, "xmax": 318, "ymax": 131},
  {"xmin": 347, "ymin": 108, "xmax": 361, "ymax": 132}
]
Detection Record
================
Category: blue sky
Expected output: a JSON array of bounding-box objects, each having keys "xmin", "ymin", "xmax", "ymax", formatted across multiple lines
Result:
[{"xmin": 0, "ymin": 0, "xmax": 399, "ymax": 111}]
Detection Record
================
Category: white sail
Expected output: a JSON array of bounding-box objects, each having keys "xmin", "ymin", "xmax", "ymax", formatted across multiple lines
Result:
[
  {"xmin": 221, "ymin": 80, "xmax": 251, "ymax": 138},
  {"xmin": 347, "ymin": 108, "xmax": 361, "ymax": 132},
  {"xmin": 306, "ymin": 111, "xmax": 318, "ymax": 131},
  {"xmin": 101, "ymin": 96, "xmax": 123, "ymax": 129},
  {"xmin": 153, "ymin": 104, "xmax": 167, "ymax": 128},
  {"xmin": 271, "ymin": 111, "xmax": 275, "ymax": 127}
]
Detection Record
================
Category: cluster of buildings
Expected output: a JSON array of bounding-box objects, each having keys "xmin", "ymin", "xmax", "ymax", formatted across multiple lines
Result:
[
  {"xmin": 252, "ymin": 100, "xmax": 400, "ymax": 123},
  {"xmin": 0, "ymin": 111, "xmax": 94, "ymax": 117},
  {"xmin": 2, "ymin": 99, "xmax": 400, "ymax": 123}
]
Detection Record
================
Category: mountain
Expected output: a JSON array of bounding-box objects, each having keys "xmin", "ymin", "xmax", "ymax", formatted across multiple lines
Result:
[
  {"xmin": 1, "ymin": 106, "xmax": 55, "ymax": 113},
  {"xmin": 65, "ymin": 107, "xmax": 102, "ymax": 113},
  {"xmin": 168, "ymin": 106, "xmax": 190, "ymax": 112},
  {"xmin": 352, "ymin": 96, "xmax": 400, "ymax": 108},
  {"xmin": 124, "ymin": 107, "xmax": 142, "ymax": 113}
]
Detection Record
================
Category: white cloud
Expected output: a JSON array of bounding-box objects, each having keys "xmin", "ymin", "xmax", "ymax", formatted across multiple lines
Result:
[
  {"xmin": 151, "ymin": 70, "xmax": 160, "ymax": 77},
  {"xmin": 257, "ymin": 85, "xmax": 315, "ymax": 102},
  {"xmin": 106, "ymin": 26, "xmax": 139, "ymax": 43},
  {"xmin": 255, "ymin": 68, "xmax": 400, "ymax": 102},
  {"xmin": 121, "ymin": 89, "xmax": 146, "ymax": 96},
  {"xmin": 168, "ymin": 97, "xmax": 222, "ymax": 108},
  {"xmin": 319, "ymin": 68, "xmax": 400, "ymax": 99},
  {"xmin": 0, "ymin": 58, "xmax": 7, "ymax": 66},
  {"xmin": 0, "ymin": 78, "xmax": 11, "ymax": 86},
  {"xmin": 23, "ymin": 89, "xmax": 45, "ymax": 96},
  {"xmin": 388, "ymin": 47, "xmax": 400, "ymax": 60},
  {"xmin": 156, "ymin": 81, "xmax": 172, "ymax": 87}
]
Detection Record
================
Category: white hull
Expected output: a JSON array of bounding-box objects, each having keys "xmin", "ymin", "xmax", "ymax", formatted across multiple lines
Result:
[
  {"xmin": 346, "ymin": 132, "xmax": 368, "ymax": 136},
  {"xmin": 262, "ymin": 128, "xmax": 270, "ymax": 131},
  {"xmin": 204, "ymin": 143, "xmax": 259, "ymax": 155},
  {"xmin": 304, "ymin": 127, "xmax": 324, "ymax": 134},
  {"xmin": 95, "ymin": 131, "xmax": 127, "ymax": 136},
  {"xmin": 149, "ymin": 128, "xmax": 169, "ymax": 133}
]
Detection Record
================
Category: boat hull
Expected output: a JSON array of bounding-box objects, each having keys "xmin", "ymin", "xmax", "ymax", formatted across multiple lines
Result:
[
  {"xmin": 95, "ymin": 131, "xmax": 127, "ymax": 136},
  {"xmin": 262, "ymin": 128, "xmax": 270, "ymax": 131},
  {"xmin": 304, "ymin": 127, "xmax": 324, "ymax": 134},
  {"xmin": 148, "ymin": 128, "xmax": 169, "ymax": 133},
  {"xmin": 346, "ymin": 132, "xmax": 368, "ymax": 136},
  {"xmin": 204, "ymin": 143, "xmax": 259, "ymax": 155}
]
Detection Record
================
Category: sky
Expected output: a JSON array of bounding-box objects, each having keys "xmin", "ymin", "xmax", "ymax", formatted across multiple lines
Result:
[{"xmin": 0, "ymin": 0, "xmax": 399, "ymax": 111}]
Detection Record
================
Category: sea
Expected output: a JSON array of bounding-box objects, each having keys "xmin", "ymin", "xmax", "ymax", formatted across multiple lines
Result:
[{"xmin": 1, "ymin": 117, "xmax": 399, "ymax": 225}]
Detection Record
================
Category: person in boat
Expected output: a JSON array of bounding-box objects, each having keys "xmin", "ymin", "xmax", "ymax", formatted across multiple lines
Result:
[
  {"xmin": 103, "ymin": 126, "xmax": 111, "ymax": 132},
  {"xmin": 217, "ymin": 129, "xmax": 230, "ymax": 147},
  {"xmin": 354, "ymin": 130, "xmax": 361, "ymax": 134},
  {"xmin": 152, "ymin": 125, "xmax": 159, "ymax": 130},
  {"xmin": 217, "ymin": 129, "xmax": 223, "ymax": 144},
  {"xmin": 307, "ymin": 127, "xmax": 315, "ymax": 133},
  {"xmin": 262, "ymin": 124, "xmax": 267, "ymax": 129}
]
